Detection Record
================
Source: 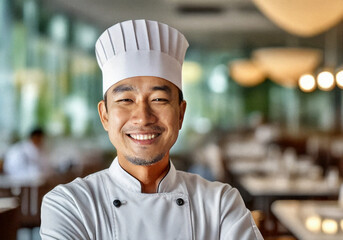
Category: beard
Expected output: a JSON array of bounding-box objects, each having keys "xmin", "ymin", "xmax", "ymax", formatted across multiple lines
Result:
[{"xmin": 125, "ymin": 153, "xmax": 165, "ymax": 166}]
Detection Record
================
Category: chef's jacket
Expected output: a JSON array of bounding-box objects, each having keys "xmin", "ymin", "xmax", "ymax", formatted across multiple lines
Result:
[{"xmin": 40, "ymin": 157, "xmax": 263, "ymax": 240}]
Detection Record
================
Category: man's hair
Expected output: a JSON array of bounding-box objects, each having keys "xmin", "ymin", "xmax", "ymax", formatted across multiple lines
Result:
[
  {"xmin": 103, "ymin": 89, "xmax": 184, "ymax": 111},
  {"xmin": 30, "ymin": 128, "xmax": 45, "ymax": 138}
]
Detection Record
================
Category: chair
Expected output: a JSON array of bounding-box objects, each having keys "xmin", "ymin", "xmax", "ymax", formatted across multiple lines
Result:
[
  {"xmin": 19, "ymin": 182, "xmax": 54, "ymax": 229},
  {"xmin": 0, "ymin": 197, "xmax": 20, "ymax": 240}
]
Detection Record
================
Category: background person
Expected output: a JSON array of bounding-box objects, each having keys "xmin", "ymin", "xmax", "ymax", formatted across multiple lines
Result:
[{"xmin": 3, "ymin": 128, "xmax": 50, "ymax": 178}]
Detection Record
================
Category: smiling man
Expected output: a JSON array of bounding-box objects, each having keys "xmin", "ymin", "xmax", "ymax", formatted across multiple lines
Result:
[
  {"xmin": 99, "ymin": 76, "xmax": 186, "ymax": 193},
  {"xmin": 40, "ymin": 19, "xmax": 263, "ymax": 239}
]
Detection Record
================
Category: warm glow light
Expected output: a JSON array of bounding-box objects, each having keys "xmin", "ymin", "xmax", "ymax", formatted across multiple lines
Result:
[
  {"xmin": 229, "ymin": 59, "xmax": 266, "ymax": 87},
  {"xmin": 15, "ymin": 69, "xmax": 45, "ymax": 87},
  {"xmin": 252, "ymin": 0, "xmax": 343, "ymax": 37},
  {"xmin": 341, "ymin": 219, "xmax": 343, "ymax": 231},
  {"xmin": 252, "ymin": 48, "xmax": 322, "ymax": 87},
  {"xmin": 299, "ymin": 74, "xmax": 316, "ymax": 92},
  {"xmin": 182, "ymin": 61, "xmax": 202, "ymax": 84},
  {"xmin": 317, "ymin": 71, "xmax": 335, "ymax": 91},
  {"xmin": 305, "ymin": 215, "xmax": 321, "ymax": 233},
  {"xmin": 322, "ymin": 219, "xmax": 338, "ymax": 234},
  {"xmin": 336, "ymin": 70, "xmax": 343, "ymax": 89}
]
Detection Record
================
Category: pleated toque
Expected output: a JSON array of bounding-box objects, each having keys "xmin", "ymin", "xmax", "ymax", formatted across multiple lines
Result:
[{"xmin": 95, "ymin": 19, "xmax": 189, "ymax": 95}]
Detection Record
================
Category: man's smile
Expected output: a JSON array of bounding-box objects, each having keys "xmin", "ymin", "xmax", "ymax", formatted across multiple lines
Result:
[{"xmin": 128, "ymin": 133, "xmax": 160, "ymax": 141}]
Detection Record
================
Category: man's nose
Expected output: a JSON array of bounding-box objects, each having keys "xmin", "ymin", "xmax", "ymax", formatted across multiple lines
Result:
[{"xmin": 131, "ymin": 101, "xmax": 157, "ymax": 125}]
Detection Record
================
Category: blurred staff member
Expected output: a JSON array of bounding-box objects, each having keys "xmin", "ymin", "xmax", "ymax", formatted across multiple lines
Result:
[
  {"xmin": 3, "ymin": 128, "xmax": 50, "ymax": 178},
  {"xmin": 41, "ymin": 19, "xmax": 263, "ymax": 240}
]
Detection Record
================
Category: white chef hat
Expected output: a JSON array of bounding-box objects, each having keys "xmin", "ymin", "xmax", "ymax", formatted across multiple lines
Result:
[{"xmin": 95, "ymin": 19, "xmax": 189, "ymax": 96}]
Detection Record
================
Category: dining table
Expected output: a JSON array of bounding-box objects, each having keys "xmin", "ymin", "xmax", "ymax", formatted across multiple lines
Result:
[
  {"xmin": 0, "ymin": 174, "xmax": 46, "ymax": 217},
  {"xmin": 272, "ymin": 200, "xmax": 343, "ymax": 240},
  {"xmin": 239, "ymin": 175, "xmax": 340, "ymax": 197},
  {"xmin": 236, "ymin": 173, "xmax": 341, "ymax": 236}
]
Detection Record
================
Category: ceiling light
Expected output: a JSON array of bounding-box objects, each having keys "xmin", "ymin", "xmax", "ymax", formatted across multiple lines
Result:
[
  {"xmin": 335, "ymin": 69, "xmax": 343, "ymax": 89},
  {"xmin": 252, "ymin": 0, "xmax": 343, "ymax": 37},
  {"xmin": 253, "ymin": 47, "xmax": 322, "ymax": 87},
  {"xmin": 305, "ymin": 215, "xmax": 321, "ymax": 233},
  {"xmin": 317, "ymin": 70, "xmax": 335, "ymax": 91},
  {"xmin": 229, "ymin": 59, "xmax": 266, "ymax": 87},
  {"xmin": 299, "ymin": 74, "xmax": 316, "ymax": 92},
  {"xmin": 322, "ymin": 219, "xmax": 338, "ymax": 234}
]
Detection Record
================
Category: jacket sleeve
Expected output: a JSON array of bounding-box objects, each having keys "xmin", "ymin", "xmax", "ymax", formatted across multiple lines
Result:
[
  {"xmin": 219, "ymin": 187, "xmax": 264, "ymax": 240},
  {"xmin": 40, "ymin": 187, "xmax": 90, "ymax": 240}
]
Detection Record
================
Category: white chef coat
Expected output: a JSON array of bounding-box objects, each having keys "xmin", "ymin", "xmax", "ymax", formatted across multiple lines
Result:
[
  {"xmin": 3, "ymin": 140, "xmax": 49, "ymax": 178},
  {"xmin": 40, "ymin": 157, "xmax": 263, "ymax": 240}
]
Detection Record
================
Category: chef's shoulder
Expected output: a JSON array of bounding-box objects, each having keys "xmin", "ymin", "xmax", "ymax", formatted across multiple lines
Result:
[
  {"xmin": 44, "ymin": 168, "xmax": 111, "ymax": 204},
  {"xmin": 41, "ymin": 169, "xmax": 112, "ymax": 238}
]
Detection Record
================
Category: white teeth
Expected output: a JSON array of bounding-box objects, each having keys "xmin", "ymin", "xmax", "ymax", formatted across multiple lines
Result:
[{"xmin": 130, "ymin": 134, "xmax": 156, "ymax": 140}]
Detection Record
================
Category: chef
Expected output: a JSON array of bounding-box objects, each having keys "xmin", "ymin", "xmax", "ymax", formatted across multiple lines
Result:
[{"xmin": 40, "ymin": 19, "xmax": 263, "ymax": 240}]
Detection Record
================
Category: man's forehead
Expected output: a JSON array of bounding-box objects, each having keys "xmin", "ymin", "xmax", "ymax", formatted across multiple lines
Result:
[{"xmin": 110, "ymin": 76, "xmax": 178, "ymax": 93}]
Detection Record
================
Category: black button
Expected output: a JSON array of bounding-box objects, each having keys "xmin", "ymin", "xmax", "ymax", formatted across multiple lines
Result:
[
  {"xmin": 176, "ymin": 198, "xmax": 184, "ymax": 206},
  {"xmin": 113, "ymin": 199, "xmax": 122, "ymax": 208}
]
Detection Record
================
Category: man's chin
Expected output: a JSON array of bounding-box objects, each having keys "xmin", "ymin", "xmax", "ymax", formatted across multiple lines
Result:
[{"xmin": 125, "ymin": 154, "xmax": 165, "ymax": 166}]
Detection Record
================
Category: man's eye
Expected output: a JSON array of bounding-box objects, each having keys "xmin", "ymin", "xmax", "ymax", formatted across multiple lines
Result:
[
  {"xmin": 117, "ymin": 99, "xmax": 133, "ymax": 103},
  {"xmin": 152, "ymin": 98, "xmax": 168, "ymax": 102}
]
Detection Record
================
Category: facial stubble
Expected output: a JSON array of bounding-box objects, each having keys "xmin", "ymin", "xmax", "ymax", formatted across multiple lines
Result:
[{"xmin": 125, "ymin": 153, "xmax": 165, "ymax": 166}]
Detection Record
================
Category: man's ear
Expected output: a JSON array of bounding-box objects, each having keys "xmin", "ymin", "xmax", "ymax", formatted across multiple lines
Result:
[
  {"xmin": 178, "ymin": 100, "xmax": 187, "ymax": 130},
  {"xmin": 98, "ymin": 100, "xmax": 109, "ymax": 131}
]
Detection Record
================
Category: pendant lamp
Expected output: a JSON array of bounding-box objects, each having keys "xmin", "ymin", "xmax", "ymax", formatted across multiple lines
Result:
[
  {"xmin": 229, "ymin": 59, "xmax": 266, "ymax": 87},
  {"xmin": 252, "ymin": 48, "xmax": 322, "ymax": 87},
  {"xmin": 252, "ymin": 0, "xmax": 343, "ymax": 37}
]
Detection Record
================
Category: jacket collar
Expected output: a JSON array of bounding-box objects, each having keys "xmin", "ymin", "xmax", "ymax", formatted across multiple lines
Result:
[{"xmin": 109, "ymin": 157, "xmax": 178, "ymax": 193}]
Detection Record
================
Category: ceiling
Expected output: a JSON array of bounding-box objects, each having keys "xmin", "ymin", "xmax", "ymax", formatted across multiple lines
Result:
[{"xmin": 43, "ymin": 0, "xmax": 302, "ymax": 49}]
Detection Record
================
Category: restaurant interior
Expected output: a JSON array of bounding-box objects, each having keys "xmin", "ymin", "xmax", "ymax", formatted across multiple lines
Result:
[{"xmin": 1, "ymin": 0, "xmax": 343, "ymax": 239}]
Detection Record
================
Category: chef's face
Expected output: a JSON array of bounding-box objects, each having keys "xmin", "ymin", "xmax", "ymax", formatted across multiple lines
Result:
[{"xmin": 98, "ymin": 76, "xmax": 186, "ymax": 166}]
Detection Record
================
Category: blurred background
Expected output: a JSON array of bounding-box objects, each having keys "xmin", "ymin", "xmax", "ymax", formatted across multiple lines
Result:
[{"xmin": 1, "ymin": 0, "xmax": 343, "ymax": 239}]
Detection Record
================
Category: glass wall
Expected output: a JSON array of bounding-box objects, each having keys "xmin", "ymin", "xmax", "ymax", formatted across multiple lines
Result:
[
  {"xmin": 0, "ymin": 0, "xmax": 102, "ymax": 142},
  {"xmin": 0, "ymin": 0, "xmax": 341, "ymax": 154}
]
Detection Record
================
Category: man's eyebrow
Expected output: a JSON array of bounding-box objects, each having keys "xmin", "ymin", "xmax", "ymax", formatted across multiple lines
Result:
[
  {"xmin": 112, "ymin": 85, "xmax": 135, "ymax": 93},
  {"xmin": 151, "ymin": 85, "xmax": 172, "ymax": 94}
]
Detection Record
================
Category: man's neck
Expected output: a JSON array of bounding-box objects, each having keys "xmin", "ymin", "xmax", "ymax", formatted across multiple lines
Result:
[{"xmin": 117, "ymin": 154, "xmax": 170, "ymax": 193}]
